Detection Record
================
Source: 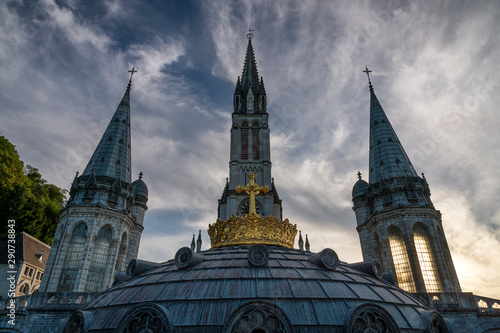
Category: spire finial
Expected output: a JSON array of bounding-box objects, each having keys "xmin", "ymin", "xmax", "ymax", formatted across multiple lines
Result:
[
  {"xmin": 127, "ymin": 67, "xmax": 137, "ymax": 90},
  {"xmin": 363, "ymin": 66, "xmax": 374, "ymax": 92},
  {"xmin": 139, "ymin": 171, "xmax": 143, "ymax": 179},
  {"xmin": 357, "ymin": 171, "xmax": 362, "ymax": 179},
  {"xmin": 246, "ymin": 27, "xmax": 254, "ymax": 40},
  {"xmin": 421, "ymin": 172, "xmax": 425, "ymax": 178},
  {"xmin": 76, "ymin": 171, "xmax": 79, "ymax": 177}
]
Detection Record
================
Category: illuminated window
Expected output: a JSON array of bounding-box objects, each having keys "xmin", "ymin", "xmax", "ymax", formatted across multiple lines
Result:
[
  {"xmin": 58, "ymin": 223, "xmax": 87, "ymax": 292},
  {"xmin": 478, "ymin": 300, "xmax": 488, "ymax": 308},
  {"xmin": 388, "ymin": 226, "xmax": 416, "ymax": 292},
  {"xmin": 115, "ymin": 233, "xmax": 128, "ymax": 271},
  {"xmin": 85, "ymin": 226, "xmax": 113, "ymax": 292},
  {"xmin": 493, "ymin": 303, "xmax": 500, "ymax": 309},
  {"xmin": 414, "ymin": 224, "xmax": 443, "ymax": 293}
]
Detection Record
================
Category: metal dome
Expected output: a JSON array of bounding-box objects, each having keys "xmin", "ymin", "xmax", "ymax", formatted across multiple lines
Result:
[{"xmin": 66, "ymin": 245, "xmax": 448, "ymax": 332}]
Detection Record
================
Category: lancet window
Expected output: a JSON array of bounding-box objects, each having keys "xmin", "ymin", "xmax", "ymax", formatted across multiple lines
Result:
[
  {"xmin": 58, "ymin": 223, "xmax": 87, "ymax": 292},
  {"xmin": 85, "ymin": 226, "xmax": 113, "ymax": 292},
  {"xmin": 413, "ymin": 224, "xmax": 443, "ymax": 292},
  {"xmin": 388, "ymin": 226, "xmax": 416, "ymax": 292}
]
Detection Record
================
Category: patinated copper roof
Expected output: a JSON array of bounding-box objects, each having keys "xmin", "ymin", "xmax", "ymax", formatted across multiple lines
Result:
[{"xmin": 79, "ymin": 245, "xmax": 436, "ymax": 332}]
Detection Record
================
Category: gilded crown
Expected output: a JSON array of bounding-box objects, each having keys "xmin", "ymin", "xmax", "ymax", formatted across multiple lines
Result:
[{"xmin": 208, "ymin": 213, "xmax": 298, "ymax": 248}]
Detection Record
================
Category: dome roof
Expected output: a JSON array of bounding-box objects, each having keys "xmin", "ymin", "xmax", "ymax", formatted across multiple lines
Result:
[
  {"xmin": 352, "ymin": 178, "xmax": 368, "ymax": 198},
  {"xmin": 132, "ymin": 177, "xmax": 148, "ymax": 197},
  {"xmin": 72, "ymin": 245, "xmax": 446, "ymax": 332}
]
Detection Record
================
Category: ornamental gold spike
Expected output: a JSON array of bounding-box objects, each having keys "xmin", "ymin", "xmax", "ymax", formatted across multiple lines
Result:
[{"xmin": 209, "ymin": 172, "xmax": 297, "ymax": 248}]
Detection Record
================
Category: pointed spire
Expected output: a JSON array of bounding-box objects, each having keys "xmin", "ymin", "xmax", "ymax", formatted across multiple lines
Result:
[
  {"xmin": 235, "ymin": 32, "xmax": 265, "ymax": 114},
  {"xmin": 366, "ymin": 68, "xmax": 417, "ymax": 184},
  {"xmin": 196, "ymin": 230, "xmax": 202, "ymax": 253},
  {"xmin": 190, "ymin": 234, "xmax": 195, "ymax": 251},
  {"xmin": 298, "ymin": 231, "xmax": 304, "ymax": 251},
  {"xmin": 82, "ymin": 69, "xmax": 135, "ymax": 183},
  {"xmin": 305, "ymin": 234, "xmax": 310, "ymax": 252}
]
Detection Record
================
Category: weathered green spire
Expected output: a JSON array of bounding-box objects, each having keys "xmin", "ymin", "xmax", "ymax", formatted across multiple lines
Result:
[
  {"xmin": 366, "ymin": 68, "xmax": 417, "ymax": 184},
  {"xmin": 82, "ymin": 73, "xmax": 134, "ymax": 183}
]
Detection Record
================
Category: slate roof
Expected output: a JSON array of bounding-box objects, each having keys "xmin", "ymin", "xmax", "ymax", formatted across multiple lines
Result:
[
  {"xmin": 82, "ymin": 245, "xmax": 432, "ymax": 332},
  {"xmin": 368, "ymin": 85, "xmax": 418, "ymax": 184},
  {"xmin": 0, "ymin": 232, "xmax": 50, "ymax": 270}
]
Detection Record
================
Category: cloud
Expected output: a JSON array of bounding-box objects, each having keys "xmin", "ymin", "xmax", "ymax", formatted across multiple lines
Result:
[{"xmin": 1, "ymin": 0, "xmax": 500, "ymax": 299}]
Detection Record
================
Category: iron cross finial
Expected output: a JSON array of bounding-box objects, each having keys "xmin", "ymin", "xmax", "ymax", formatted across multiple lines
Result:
[
  {"xmin": 363, "ymin": 66, "xmax": 372, "ymax": 83},
  {"xmin": 129, "ymin": 67, "xmax": 137, "ymax": 79},
  {"xmin": 357, "ymin": 171, "xmax": 362, "ymax": 179},
  {"xmin": 246, "ymin": 27, "xmax": 254, "ymax": 40},
  {"xmin": 127, "ymin": 67, "xmax": 137, "ymax": 90}
]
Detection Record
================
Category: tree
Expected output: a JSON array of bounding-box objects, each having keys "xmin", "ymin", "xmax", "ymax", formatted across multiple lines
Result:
[{"xmin": 0, "ymin": 135, "xmax": 65, "ymax": 245}]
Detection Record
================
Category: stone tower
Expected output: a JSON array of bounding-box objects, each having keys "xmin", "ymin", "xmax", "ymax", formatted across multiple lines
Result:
[
  {"xmin": 39, "ymin": 73, "xmax": 148, "ymax": 293},
  {"xmin": 218, "ymin": 33, "xmax": 282, "ymax": 219},
  {"xmin": 352, "ymin": 70, "xmax": 461, "ymax": 294}
]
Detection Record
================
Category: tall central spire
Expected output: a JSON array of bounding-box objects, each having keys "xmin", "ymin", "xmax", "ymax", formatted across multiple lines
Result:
[
  {"xmin": 367, "ymin": 70, "xmax": 417, "ymax": 184},
  {"xmin": 219, "ymin": 33, "xmax": 281, "ymax": 220},
  {"xmin": 234, "ymin": 34, "xmax": 267, "ymax": 114}
]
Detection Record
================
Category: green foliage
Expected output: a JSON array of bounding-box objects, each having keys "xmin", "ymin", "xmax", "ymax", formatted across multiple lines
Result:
[{"xmin": 0, "ymin": 135, "xmax": 65, "ymax": 245}]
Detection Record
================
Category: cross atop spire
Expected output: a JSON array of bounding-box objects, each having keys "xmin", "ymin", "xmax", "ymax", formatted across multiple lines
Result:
[
  {"xmin": 127, "ymin": 67, "xmax": 137, "ymax": 90},
  {"xmin": 363, "ymin": 66, "xmax": 374, "ymax": 92},
  {"xmin": 246, "ymin": 27, "xmax": 254, "ymax": 40}
]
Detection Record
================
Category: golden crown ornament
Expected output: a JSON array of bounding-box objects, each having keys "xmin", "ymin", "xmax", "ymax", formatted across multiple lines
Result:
[{"xmin": 208, "ymin": 172, "xmax": 297, "ymax": 248}]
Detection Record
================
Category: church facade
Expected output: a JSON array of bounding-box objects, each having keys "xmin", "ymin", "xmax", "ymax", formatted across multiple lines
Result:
[{"xmin": 1, "ymin": 35, "xmax": 500, "ymax": 333}]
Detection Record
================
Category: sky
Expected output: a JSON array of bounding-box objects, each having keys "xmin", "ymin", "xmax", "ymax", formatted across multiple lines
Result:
[{"xmin": 1, "ymin": 0, "xmax": 500, "ymax": 299}]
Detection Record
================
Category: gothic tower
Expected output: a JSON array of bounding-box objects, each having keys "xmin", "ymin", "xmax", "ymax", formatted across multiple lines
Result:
[
  {"xmin": 218, "ymin": 33, "xmax": 282, "ymax": 219},
  {"xmin": 352, "ymin": 70, "xmax": 461, "ymax": 294},
  {"xmin": 39, "ymin": 72, "xmax": 148, "ymax": 293}
]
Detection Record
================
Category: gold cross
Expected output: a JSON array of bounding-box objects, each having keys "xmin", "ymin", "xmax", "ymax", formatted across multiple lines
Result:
[{"xmin": 236, "ymin": 172, "xmax": 269, "ymax": 215}]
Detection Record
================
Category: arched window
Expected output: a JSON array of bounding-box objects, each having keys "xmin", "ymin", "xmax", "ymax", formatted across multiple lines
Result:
[
  {"xmin": 241, "ymin": 122, "xmax": 249, "ymax": 160},
  {"xmin": 388, "ymin": 226, "xmax": 416, "ymax": 292},
  {"xmin": 85, "ymin": 226, "xmax": 113, "ymax": 292},
  {"xmin": 252, "ymin": 122, "xmax": 260, "ymax": 160},
  {"xmin": 19, "ymin": 283, "xmax": 29, "ymax": 295},
  {"xmin": 115, "ymin": 233, "xmax": 128, "ymax": 271},
  {"xmin": 238, "ymin": 198, "xmax": 262, "ymax": 217},
  {"xmin": 58, "ymin": 223, "xmax": 87, "ymax": 292},
  {"xmin": 414, "ymin": 224, "xmax": 443, "ymax": 292}
]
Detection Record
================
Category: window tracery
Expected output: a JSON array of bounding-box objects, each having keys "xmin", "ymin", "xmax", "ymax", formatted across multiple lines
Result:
[
  {"xmin": 58, "ymin": 223, "xmax": 87, "ymax": 292},
  {"xmin": 413, "ymin": 224, "xmax": 443, "ymax": 293},
  {"xmin": 85, "ymin": 226, "xmax": 112, "ymax": 292},
  {"xmin": 346, "ymin": 304, "xmax": 398, "ymax": 333},
  {"xmin": 119, "ymin": 304, "xmax": 171, "ymax": 333},
  {"xmin": 388, "ymin": 226, "xmax": 416, "ymax": 292},
  {"xmin": 225, "ymin": 301, "xmax": 292, "ymax": 333}
]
